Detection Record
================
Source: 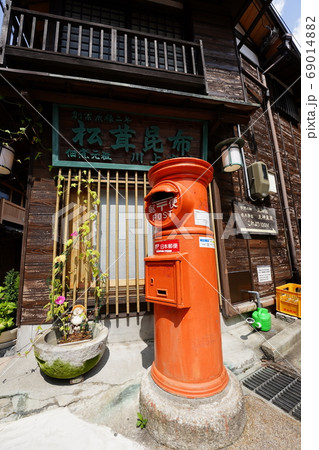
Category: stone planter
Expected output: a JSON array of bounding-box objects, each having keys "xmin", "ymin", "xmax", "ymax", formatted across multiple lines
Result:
[
  {"xmin": 33, "ymin": 322, "xmax": 108, "ymax": 379},
  {"xmin": 0, "ymin": 327, "xmax": 17, "ymax": 349}
]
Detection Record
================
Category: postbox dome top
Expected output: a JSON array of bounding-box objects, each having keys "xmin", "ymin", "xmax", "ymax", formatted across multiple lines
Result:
[{"xmin": 148, "ymin": 157, "xmax": 214, "ymax": 187}]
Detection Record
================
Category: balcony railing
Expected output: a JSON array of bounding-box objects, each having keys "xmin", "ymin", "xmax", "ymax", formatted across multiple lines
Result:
[
  {"xmin": 0, "ymin": 198, "xmax": 25, "ymax": 226},
  {"xmin": 0, "ymin": 4, "xmax": 207, "ymax": 92}
]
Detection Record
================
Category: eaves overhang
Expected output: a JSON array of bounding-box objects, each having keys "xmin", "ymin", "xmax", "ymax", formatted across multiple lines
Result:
[{"xmin": 0, "ymin": 67, "xmax": 259, "ymax": 124}]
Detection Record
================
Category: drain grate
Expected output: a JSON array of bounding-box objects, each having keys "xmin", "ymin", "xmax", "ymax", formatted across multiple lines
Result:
[{"xmin": 242, "ymin": 366, "xmax": 301, "ymax": 420}]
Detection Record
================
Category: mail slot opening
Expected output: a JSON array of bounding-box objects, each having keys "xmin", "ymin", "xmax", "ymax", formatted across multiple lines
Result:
[
  {"xmin": 157, "ymin": 289, "xmax": 168, "ymax": 297},
  {"xmin": 151, "ymin": 191, "xmax": 175, "ymax": 203}
]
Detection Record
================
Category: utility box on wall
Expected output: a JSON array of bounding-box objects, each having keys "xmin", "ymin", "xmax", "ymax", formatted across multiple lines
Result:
[{"xmin": 247, "ymin": 162, "xmax": 270, "ymax": 199}]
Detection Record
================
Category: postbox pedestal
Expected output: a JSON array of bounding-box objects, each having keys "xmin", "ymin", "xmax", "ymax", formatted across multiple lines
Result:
[{"xmin": 140, "ymin": 368, "xmax": 246, "ymax": 450}]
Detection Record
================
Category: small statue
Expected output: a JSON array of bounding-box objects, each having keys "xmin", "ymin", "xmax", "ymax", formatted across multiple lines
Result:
[{"xmin": 69, "ymin": 304, "xmax": 87, "ymax": 334}]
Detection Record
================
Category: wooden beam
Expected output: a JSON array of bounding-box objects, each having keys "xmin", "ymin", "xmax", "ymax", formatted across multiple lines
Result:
[
  {"xmin": 211, "ymin": 178, "xmax": 232, "ymax": 317},
  {"xmin": 237, "ymin": 0, "xmax": 273, "ymax": 50}
]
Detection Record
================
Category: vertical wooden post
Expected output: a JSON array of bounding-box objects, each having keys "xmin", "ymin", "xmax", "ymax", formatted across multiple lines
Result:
[
  {"xmin": 100, "ymin": 29, "xmax": 104, "ymax": 59},
  {"xmin": 66, "ymin": 23, "xmax": 71, "ymax": 54},
  {"xmin": 0, "ymin": 0, "xmax": 12, "ymax": 65},
  {"xmin": 78, "ymin": 25, "xmax": 83, "ymax": 56},
  {"xmin": 30, "ymin": 16, "xmax": 36, "ymax": 49},
  {"xmin": 144, "ymin": 37, "xmax": 148, "ymax": 66},
  {"xmin": 111, "ymin": 28, "xmax": 117, "ymax": 61},
  {"xmin": 105, "ymin": 171, "xmax": 110, "ymax": 315},
  {"xmin": 125, "ymin": 171, "xmax": 130, "ymax": 314},
  {"xmin": 62, "ymin": 169, "xmax": 71, "ymax": 296},
  {"xmin": 154, "ymin": 40, "xmax": 158, "ymax": 68},
  {"xmin": 211, "ymin": 178, "xmax": 232, "ymax": 317},
  {"xmin": 143, "ymin": 172, "xmax": 150, "ymax": 312},
  {"xmin": 115, "ymin": 171, "xmax": 119, "ymax": 315},
  {"xmin": 17, "ymin": 14, "xmax": 24, "ymax": 46},
  {"xmin": 73, "ymin": 169, "xmax": 82, "ymax": 306},
  {"xmin": 135, "ymin": 172, "xmax": 140, "ymax": 313},
  {"xmin": 208, "ymin": 183, "xmax": 222, "ymax": 307},
  {"xmin": 54, "ymin": 20, "xmax": 60, "ymax": 52},
  {"xmin": 199, "ymin": 39, "xmax": 208, "ymax": 94},
  {"xmin": 42, "ymin": 19, "xmax": 48, "ymax": 51},
  {"xmin": 50, "ymin": 169, "xmax": 62, "ymax": 317}
]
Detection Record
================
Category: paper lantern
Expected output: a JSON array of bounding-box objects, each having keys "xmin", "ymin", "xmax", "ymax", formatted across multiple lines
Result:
[
  {"xmin": 221, "ymin": 143, "xmax": 243, "ymax": 172},
  {"xmin": 0, "ymin": 145, "xmax": 15, "ymax": 175}
]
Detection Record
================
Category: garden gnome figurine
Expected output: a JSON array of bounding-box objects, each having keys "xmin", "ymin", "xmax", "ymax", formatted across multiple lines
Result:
[{"xmin": 69, "ymin": 304, "xmax": 87, "ymax": 333}]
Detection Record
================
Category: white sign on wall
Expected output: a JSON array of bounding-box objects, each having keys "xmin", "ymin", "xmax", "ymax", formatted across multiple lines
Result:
[{"xmin": 257, "ymin": 265, "xmax": 272, "ymax": 283}]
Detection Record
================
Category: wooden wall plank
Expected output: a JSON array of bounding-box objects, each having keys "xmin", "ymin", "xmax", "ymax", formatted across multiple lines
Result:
[
  {"xmin": 213, "ymin": 58, "xmax": 300, "ymax": 309},
  {"xmin": 20, "ymin": 174, "xmax": 56, "ymax": 325},
  {"xmin": 191, "ymin": 3, "xmax": 244, "ymax": 100}
]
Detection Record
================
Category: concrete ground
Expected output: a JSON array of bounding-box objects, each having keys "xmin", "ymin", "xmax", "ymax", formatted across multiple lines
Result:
[{"xmin": 0, "ymin": 312, "xmax": 301, "ymax": 449}]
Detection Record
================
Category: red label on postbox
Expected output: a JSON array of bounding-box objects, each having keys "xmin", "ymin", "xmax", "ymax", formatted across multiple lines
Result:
[{"xmin": 154, "ymin": 239, "xmax": 180, "ymax": 254}]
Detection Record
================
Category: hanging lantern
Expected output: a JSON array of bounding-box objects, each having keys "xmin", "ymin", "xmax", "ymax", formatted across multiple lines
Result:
[
  {"xmin": 215, "ymin": 137, "xmax": 245, "ymax": 173},
  {"xmin": 0, "ymin": 145, "xmax": 15, "ymax": 175}
]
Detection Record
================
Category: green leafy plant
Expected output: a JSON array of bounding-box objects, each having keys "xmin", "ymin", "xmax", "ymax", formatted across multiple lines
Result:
[
  {"xmin": 0, "ymin": 269, "xmax": 20, "ymax": 303},
  {"xmin": 136, "ymin": 412, "xmax": 148, "ymax": 429},
  {"xmin": 44, "ymin": 177, "xmax": 107, "ymax": 342},
  {"xmin": 0, "ymin": 96, "xmax": 48, "ymax": 161},
  {"xmin": 0, "ymin": 301, "xmax": 17, "ymax": 332},
  {"xmin": 0, "ymin": 269, "xmax": 20, "ymax": 333}
]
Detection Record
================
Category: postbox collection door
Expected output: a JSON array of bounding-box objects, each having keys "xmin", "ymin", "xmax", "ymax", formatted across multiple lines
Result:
[{"xmin": 145, "ymin": 253, "xmax": 190, "ymax": 308}]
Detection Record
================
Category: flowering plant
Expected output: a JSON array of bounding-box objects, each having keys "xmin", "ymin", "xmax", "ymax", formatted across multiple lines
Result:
[{"xmin": 44, "ymin": 177, "xmax": 107, "ymax": 342}]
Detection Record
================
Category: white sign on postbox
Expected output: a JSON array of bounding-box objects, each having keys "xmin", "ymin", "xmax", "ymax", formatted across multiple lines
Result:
[
  {"xmin": 194, "ymin": 209, "xmax": 210, "ymax": 227},
  {"xmin": 199, "ymin": 237, "xmax": 215, "ymax": 248}
]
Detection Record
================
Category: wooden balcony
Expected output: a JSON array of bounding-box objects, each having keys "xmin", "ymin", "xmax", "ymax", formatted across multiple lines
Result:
[
  {"xmin": 0, "ymin": 198, "xmax": 25, "ymax": 226},
  {"xmin": 0, "ymin": 5, "xmax": 207, "ymax": 94}
]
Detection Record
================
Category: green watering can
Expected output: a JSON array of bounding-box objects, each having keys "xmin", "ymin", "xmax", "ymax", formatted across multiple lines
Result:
[
  {"xmin": 243, "ymin": 290, "xmax": 272, "ymax": 332},
  {"xmin": 247, "ymin": 307, "xmax": 272, "ymax": 331}
]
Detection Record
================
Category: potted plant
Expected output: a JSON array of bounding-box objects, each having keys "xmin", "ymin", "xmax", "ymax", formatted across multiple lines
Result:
[
  {"xmin": 0, "ymin": 97, "xmax": 46, "ymax": 174},
  {"xmin": 33, "ymin": 177, "xmax": 109, "ymax": 380},
  {"xmin": 0, "ymin": 269, "xmax": 20, "ymax": 347}
]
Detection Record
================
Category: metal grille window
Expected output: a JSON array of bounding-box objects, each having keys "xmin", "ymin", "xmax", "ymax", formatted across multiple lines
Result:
[{"xmin": 52, "ymin": 169, "xmax": 153, "ymax": 317}]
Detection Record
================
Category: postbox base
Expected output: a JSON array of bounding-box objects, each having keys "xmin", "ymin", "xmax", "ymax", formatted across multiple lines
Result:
[
  {"xmin": 151, "ymin": 363, "xmax": 229, "ymax": 398},
  {"xmin": 140, "ymin": 368, "xmax": 246, "ymax": 450}
]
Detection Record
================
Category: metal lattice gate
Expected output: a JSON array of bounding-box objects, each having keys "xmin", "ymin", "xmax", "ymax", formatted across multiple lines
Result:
[{"xmin": 52, "ymin": 169, "xmax": 219, "ymax": 318}]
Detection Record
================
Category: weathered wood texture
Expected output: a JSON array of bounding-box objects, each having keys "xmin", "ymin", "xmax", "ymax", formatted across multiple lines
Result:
[
  {"xmin": 191, "ymin": 1, "xmax": 244, "ymax": 100},
  {"xmin": 213, "ymin": 58, "xmax": 300, "ymax": 304},
  {"xmin": 19, "ymin": 127, "xmax": 57, "ymax": 326}
]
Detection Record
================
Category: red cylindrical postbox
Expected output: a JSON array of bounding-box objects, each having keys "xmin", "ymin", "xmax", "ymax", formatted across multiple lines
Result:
[{"xmin": 144, "ymin": 157, "xmax": 229, "ymax": 398}]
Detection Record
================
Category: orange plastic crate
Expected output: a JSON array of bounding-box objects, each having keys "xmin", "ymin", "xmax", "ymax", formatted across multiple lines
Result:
[{"xmin": 276, "ymin": 283, "xmax": 301, "ymax": 318}]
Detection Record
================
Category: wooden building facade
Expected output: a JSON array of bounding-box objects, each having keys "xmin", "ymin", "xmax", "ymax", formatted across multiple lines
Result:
[{"xmin": 0, "ymin": 0, "xmax": 300, "ymax": 326}]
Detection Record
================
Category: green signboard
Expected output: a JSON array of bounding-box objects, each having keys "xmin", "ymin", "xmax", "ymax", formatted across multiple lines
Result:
[{"xmin": 52, "ymin": 104, "xmax": 208, "ymax": 171}]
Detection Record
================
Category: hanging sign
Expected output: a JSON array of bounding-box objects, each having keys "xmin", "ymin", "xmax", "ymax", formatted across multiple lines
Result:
[
  {"xmin": 52, "ymin": 104, "xmax": 207, "ymax": 171},
  {"xmin": 233, "ymin": 201, "xmax": 278, "ymax": 236}
]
